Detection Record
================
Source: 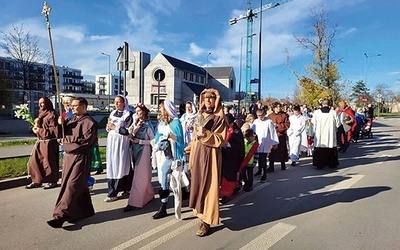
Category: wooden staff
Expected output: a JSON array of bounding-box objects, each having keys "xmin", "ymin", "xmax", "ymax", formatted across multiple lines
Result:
[{"xmin": 42, "ymin": 1, "xmax": 64, "ymax": 138}]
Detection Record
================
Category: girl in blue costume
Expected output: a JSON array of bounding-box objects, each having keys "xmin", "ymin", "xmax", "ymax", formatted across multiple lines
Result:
[{"xmin": 151, "ymin": 99, "xmax": 184, "ymax": 219}]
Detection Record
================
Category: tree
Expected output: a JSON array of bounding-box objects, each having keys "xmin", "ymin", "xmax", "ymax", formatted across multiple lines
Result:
[
  {"xmin": 287, "ymin": 6, "xmax": 341, "ymax": 106},
  {"xmin": 1, "ymin": 24, "xmax": 48, "ymax": 91},
  {"xmin": 350, "ymin": 80, "xmax": 371, "ymax": 107},
  {"xmin": 373, "ymin": 83, "xmax": 395, "ymax": 113}
]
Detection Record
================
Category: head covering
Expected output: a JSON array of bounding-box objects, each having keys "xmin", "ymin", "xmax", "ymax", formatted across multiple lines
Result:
[
  {"xmin": 198, "ymin": 88, "xmax": 224, "ymax": 119},
  {"xmin": 135, "ymin": 103, "xmax": 150, "ymax": 115},
  {"xmin": 188, "ymin": 101, "xmax": 197, "ymax": 114},
  {"xmin": 163, "ymin": 99, "xmax": 178, "ymax": 118},
  {"xmin": 117, "ymin": 94, "xmax": 129, "ymax": 111}
]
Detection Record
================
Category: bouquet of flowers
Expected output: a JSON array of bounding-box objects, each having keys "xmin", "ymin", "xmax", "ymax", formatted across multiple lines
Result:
[{"xmin": 14, "ymin": 104, "xmax": 34, "ymax": 127}]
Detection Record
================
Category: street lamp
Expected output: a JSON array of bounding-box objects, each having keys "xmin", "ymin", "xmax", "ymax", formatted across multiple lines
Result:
[
  {"xmin": 258, "ymin": 0, "xmax": 263, "ymax": 101},
  {"xmin": 205, "ymin": 52, "xmax": 211, "ymax": 87},
  {"xmin": 101, "ymin": 52, "xmax": 111, "ymax": 112},
  {"xmin": 364, "ymin": 53, "xmax": 381, "ymax": 85},
  {"xmin": 238, "ymin": 33, "xmax": 256, "ymax": 114}
]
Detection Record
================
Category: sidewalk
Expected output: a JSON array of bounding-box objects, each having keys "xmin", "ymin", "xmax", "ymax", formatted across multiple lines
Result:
[{"xmin": 0, "ymin": 135, "xmax": 107, "ymax": 191}]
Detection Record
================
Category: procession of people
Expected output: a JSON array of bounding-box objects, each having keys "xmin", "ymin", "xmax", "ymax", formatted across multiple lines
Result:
[{"xmin": 23, "ymin": 90, "xmax": 371, "ymax": 236}]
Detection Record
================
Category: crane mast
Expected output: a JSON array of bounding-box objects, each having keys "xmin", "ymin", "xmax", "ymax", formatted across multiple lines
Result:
[{"xmin": 229, "ymin": 0, "xmax": 294, "ymax": 107}]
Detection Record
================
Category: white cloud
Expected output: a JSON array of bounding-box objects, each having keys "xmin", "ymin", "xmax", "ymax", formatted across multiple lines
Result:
[{"xmin": 188, "ymin": 43, "xmax": 204, "ymax": 57}]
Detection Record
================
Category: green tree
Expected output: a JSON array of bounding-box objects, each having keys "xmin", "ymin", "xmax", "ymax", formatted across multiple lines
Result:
[
  {"xmin": 350, "ymin": 80, "xmax": 371, "ymax": 107},
  {"xmin": 287, "ymin": 6, "xmax": 341, "ymax": 106}
]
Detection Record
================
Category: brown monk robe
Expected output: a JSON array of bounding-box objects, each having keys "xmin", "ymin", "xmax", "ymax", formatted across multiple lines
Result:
[
  {"xmin": 47, "ymin": 97, "xmax": 97, "ymax": 228},
  {"xmin": 26, "ymin": 97, "xmax": 59, "ymax": 189},
  {"xmin": 185, "ymin": 88, "xmax": 228, "ymax": 237}
]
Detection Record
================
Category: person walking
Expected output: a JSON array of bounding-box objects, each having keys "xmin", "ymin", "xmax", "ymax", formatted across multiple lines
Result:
[
  {"xmin": 184, "ymin": 88, "xmax": 228, "ymax": 237},
  {"xmin": 287, "ymin": 104, "xmax": 305, "ymax": 166},
  {"xmin": 124, "ymin": 103, "xmax": 155, "ymax": 211},
  {"xmin": 47, "ymin": 97, "xmax": 97, "ymax": 228},
  {"xmin": 220, "ymin": 113, "xmax": 245, "ymax": 204},
  {"xmin": 105, "ymin": 95, "xmax": 134, "ymax": 202},
  {"xmin": 309, "ymin": 99, "xmax": 341, "ymax": 169},
  {"xmin": 268, "ymin": 102, "xmax": 290, "ymax": 172},
  {"xmin": 252, "ymin": 108, "xmax": 279, "ymax": 182},
  {"xmin": 26, "ymin": 97, "xmax": 59, "ymax": 190},
  {"xmin": 151, "ymin": 100, "xmax": 184, "ymax": 219}
]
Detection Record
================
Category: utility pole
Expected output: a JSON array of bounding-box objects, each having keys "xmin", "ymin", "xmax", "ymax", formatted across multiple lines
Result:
[
  {"xmin": 101, "ymin": 52, "xmax": 111, "ymax": 112},
  {"xmin": 205, "ymin": 52, "xmax": 211, "ymax": 87}
]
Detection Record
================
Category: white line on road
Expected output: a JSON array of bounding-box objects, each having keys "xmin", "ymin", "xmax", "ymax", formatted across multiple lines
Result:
[
  {"xmin": 239, "ymin": 222, "xmax": 296, "ymax": 250},
  {"xmin": 377, "ymin": 155, "xmax": 391, "ymax": 165},
  {"xmin": 111, "ymin": 182, "xmax": 271, "ymax": 250},
  {"xmin": 326, "ymin": 174, "xmax": 364, "ymax": 194},
  {"xmin": 138, "ymin": 219, "xmax": 199, "ymax": 250},
  {"xmin": 110, "ymin": 219, "xmax": 181, "ymax": 250}
]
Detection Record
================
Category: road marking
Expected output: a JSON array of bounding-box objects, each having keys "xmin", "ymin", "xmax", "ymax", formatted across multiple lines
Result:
[
  {"xmin": 377, "ymin": 155, "xmax": 391, "ymax": 165},
  {"xmin": 239, "ymin": 222, "xmax": 296, "ymax": 250},
  {"xmin": 112, "ymin": 182, "xmax": 271, "ymax": 250},
  {"xmin": 138, "ymin": 219, "xmax": 199, "ymax": 250},
  {"xmin": 110, "ymin": 219, "xmax": 181, "ymax": 250},
  {"xmin": 326, "ymin": 174, "xmax": 364, "ymax": 194}
]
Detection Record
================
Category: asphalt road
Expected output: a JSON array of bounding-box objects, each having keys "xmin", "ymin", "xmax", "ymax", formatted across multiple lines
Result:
[{"xmin": 0, "ymin": 118, "xmax": 399, "ymax": 250}]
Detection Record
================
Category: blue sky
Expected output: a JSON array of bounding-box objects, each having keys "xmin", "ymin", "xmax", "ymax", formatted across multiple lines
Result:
[{"xmin": 0, "ymin": 0, "xmax": 399, "ymax": 100}]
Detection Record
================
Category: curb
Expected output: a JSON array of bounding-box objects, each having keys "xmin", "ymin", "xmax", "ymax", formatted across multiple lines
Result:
[{"xmin": 0, "ymin": 163, "xmax": 106, "ymax": 191}]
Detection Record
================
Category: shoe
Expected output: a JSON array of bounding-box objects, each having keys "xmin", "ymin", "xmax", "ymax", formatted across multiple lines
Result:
[
  {"xmin": 196, "ymin": 221, "xmax": 210, "ymax": 237},
  {"xmin": 152, "ymin": 202, "xmax": 168, "ymax": 219},
  {"xmin": 43, "ymin": 183, "xmax": 58, "ymax": 189},
  {"xmin": 220, "ymin": 196, "xmax": 230, "ymax": 205},
  {"xmin": 123, "ymin": 205, "xmax": 137, "ymax": 212},
  {"xmin": 266, "ymin": 168, "xmax": 274, "ymax": 173},
  {"xmin": 104, "ymin": 196, "xmax": 117, "ymax": 202},
  {"xmin": 260, "ymin": 175, "xmax": 267, "ymax": 183},
  {"xmin": 94, "ymin": 169, "xmax": 103, "ymax": 175},
  {"xmin": 291, "ymin": 162, "xmax": 297, "ymax": 166},
  {"xmin": 25, "ymin": 182, "xmax": 42, "ymax": 189},
  {"xmin": 120, "ymin": 191, "xmax": 130, "ymax": 198},
  {"xmin": 47, "ymin": 218, "xmax": 66, "ymax": 228},
  {"xmin": 281, "ymin": 164, "xmax": 286, "ymax": 171}
]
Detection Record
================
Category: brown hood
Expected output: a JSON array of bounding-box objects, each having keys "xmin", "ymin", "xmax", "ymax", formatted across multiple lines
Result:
[{"xmin": 198, "ymin": 88, "xmax": 224, "ymax": 119}]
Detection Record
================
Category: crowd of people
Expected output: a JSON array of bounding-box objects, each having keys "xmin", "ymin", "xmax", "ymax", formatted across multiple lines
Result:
[{"xmin": 24, "ymin": 91, "xmax": 374, "ymax": 236}]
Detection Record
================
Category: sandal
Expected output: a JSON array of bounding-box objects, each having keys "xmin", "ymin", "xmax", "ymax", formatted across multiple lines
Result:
[
  {"xmin": 43, "ymin": 183, "xmax": 58, "ymax": 189},
  {"xmin": 25, "ymin": 183, "xmax": 42, "ymax": 189}
]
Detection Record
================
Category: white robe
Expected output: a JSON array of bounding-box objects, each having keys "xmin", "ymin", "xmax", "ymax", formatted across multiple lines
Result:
[
  {"xmin": 106, "ymin": 110, "xmax": 132, "ymax": 179},
  {"xmin": 253, "ymin": 117, "xmax": 279, "ymax": 153},
  {"xmin": 308, "ymin": 108, "xmax": 340, "ymax": 148},
  {"xmin": 287, "ymin": 113, "xmax": 305, "ymax": 162}
]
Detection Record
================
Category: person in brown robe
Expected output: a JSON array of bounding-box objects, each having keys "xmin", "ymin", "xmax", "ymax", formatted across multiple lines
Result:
[
  {"xmin": 185, "ymin": 88, "xmax": 228, "ymax": 237},
  {"xmin": 268, "ymin": 102, "xmax": 290, "ymax": 172},
  {"xmin": 47, "ymin": 97, "xmax": 97, "ymax": 228},
  {"xmin": 26, "ymin": 97, "xmax": 59, "ymax": 189}
]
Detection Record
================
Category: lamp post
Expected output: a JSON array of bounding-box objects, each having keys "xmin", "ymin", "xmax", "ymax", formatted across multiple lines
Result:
[
  {"xmin": 101, "ymin": 52, "xmax": 111, "ymax": 112},
  {"xmin": 258, "ymin": 0, "xmax": 263, "ymax": 101},
  {"xmin": 205, "ymin": 52, "xmax": 211, "ymax": 87},
  {"xmin": 364, "ymin": 53, "xmax": 381, "ymax": 85},
  {"xmin": 238, "ymin": 33, "xmax": 256, "ymax": 114}
]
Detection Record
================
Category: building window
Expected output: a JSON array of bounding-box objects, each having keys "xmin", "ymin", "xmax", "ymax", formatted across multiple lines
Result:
[
  {"xmin": 190, "ymin": 73, "xmax": 193, "ymax": 81},
  {"xmin": 184, "ymin": 72, "xmax": 188, "ymax": 80},
  {"xmin": 230, "ymin": 79, "xmax": 233, "ymax": 89}
]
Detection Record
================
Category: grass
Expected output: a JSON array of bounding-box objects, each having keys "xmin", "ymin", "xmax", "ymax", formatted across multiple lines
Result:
[
  {"xmin": 0, "ymin": 146, "xmax": 107, "ymax": 180},
  {"xmin": 0, "ymin": 132, "xmax": 108, "ymax": 147},
  {"xmin": 0, "ymin": 140, "xmax": 37, "ymax": 147}
]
